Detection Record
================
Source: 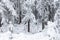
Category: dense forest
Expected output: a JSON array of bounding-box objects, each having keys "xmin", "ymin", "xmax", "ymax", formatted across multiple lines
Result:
[{"xmin": 0, "ymin": 0, "xmax": 60, "ymax": 40}]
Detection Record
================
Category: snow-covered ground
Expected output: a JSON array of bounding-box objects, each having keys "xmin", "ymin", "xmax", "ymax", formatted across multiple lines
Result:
[
  {"xmin": 0, "ymin": 31, "xmax": 50, "ymax": 40},
  {"xmin": 0, "ymin": 21, "xmax": 60, "ymax": 40}
]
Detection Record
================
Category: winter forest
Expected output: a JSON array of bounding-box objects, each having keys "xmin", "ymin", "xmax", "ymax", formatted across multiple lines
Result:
[{"xmin": 0, "ymin": 0, "xmax": 60, "ymax": 40}]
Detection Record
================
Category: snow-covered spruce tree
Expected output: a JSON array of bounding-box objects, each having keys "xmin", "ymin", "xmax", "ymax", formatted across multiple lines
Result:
[
  {"xmin": 54, "ymin": 6, "xmax": 60, "ymax": 34},
  {"xmin": 13, "ymin": 0, "xmax": 22, "ymax": 24},
  {"xmin": 10, "ymin": 0, "xmax": 26, "ymax": 24},
  {"xmin": 36, "ymin": 0, "xmax": 48, "ymax": 30},
  {"xmin": 0, "ymin": 2, "xmax": 8, "ymax": 32},
  {"xmin": 54, "ymin": 2, "xmax": 60, "ymax": 39},
  {"xmin": 0, "ymin": 0, "xmax": 19, "ymax": 33},
  {"xmin": 37, "ymin": 0, "xmax": 56, "ymax": 30},
  {"xmin": 21, "ymin": 0, "xmax": 36, "ymax": 33},
  {"xmin": 3, "ymin": 0, "xmax": 19, "ymax": 24}
]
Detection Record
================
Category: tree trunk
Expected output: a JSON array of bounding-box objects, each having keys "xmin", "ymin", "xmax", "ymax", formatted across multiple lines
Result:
[
  {"xmin": 17, "ymin": 0, "xmax": 21, "ymax": 24},
  {"xmin": 28, "ymin": 19, "xmax": 30, "ymax": 32},
  {"xmin": 0, "ymin": 19, "xmax": 2, "ymax": 27},
  {"xmin": 42, "ymin": 19, "xmax": 45, "ymax": 30}
]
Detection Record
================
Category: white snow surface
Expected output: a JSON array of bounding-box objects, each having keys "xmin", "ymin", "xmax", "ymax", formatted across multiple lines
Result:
[
  {"xmin": 0, "ymin": 31, "xmax": 50, "ymax": 40},
  {"xmin": 0, "ymin": 21, "xmax": 60, "ymax": 40}
]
